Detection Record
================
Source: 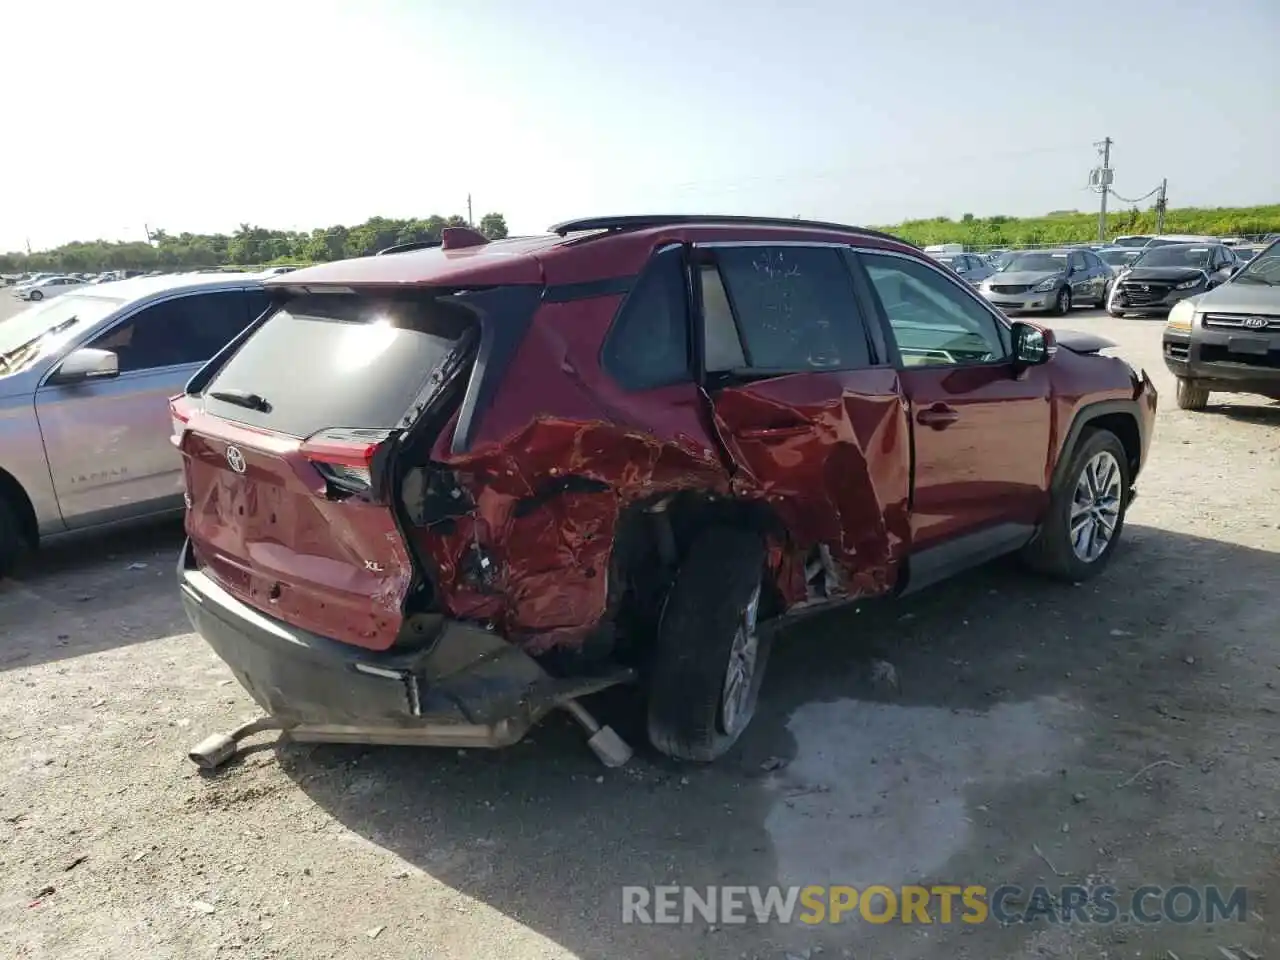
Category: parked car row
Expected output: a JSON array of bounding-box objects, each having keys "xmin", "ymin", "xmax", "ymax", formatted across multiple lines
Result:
[
  {"xmin": 924, "ymin": 235, "xmax": 1256, "ymax": 320},
  {"xmin": 5, "ymin": 266, "xmax": 301, "ymax": 295},
  {"xmin": 1, "ymin": 216, "xmax": 1160, "ymax": 771}
]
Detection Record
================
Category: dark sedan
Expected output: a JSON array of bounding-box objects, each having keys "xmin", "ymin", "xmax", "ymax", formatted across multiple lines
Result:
[{"xmin": 1108, "ymin": 243, "xmax": 1238, "ymax": 317}]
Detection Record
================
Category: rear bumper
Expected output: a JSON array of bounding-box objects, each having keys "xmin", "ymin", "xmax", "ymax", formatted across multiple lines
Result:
[{"xmin": 177, "ymin": 541, "xmax": 627, "ymax": 748}]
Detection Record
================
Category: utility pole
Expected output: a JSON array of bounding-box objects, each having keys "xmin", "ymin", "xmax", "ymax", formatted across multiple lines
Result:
[
  {"xmin": 1155, "ymin": 179, "xmax": 1168, "ymax": 234},
  {"xmin": 466, "ymin": 194, "xmax": 473, "ymax": 227},
  {"xmin": 1094, "ymin": 137, "xmax": 1112, "ymax": 243},
  {"xmin": 25, "ymin": 237, "xmax": 32, "ymax": 256},
  {"xmin": 144, "ymin": 223, "xmax": 153, "ymax": 244}
]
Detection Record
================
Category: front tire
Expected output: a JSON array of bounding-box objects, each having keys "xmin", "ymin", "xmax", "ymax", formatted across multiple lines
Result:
[
  {"xmin": 647, "ymin": 527, "xmax": 771, "ymax": 762},
  {"xmin": 28, "ymin": 290, "xmax": 43, "ymax": 301},
  {"xmin": 1175, "ymin": 377, "xmax": 1210, "ymax": 411},
  {"xmin": 1022, "ymin": 429, "xmax": 1130, "ymax": 581},
  {"xmin": 1053, "ymin": 286, "xmax": 1072, "ymax": 315}
]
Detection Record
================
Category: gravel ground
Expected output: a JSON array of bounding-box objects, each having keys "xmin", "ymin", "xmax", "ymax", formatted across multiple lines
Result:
[{"xmin": 2, "ymin": 300, "xmax": 1279, "ymax": 959}]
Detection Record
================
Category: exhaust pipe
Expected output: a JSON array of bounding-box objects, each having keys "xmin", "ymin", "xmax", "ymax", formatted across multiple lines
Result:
[
  {"xmin": 188, "ymin": 716, "xmax": 284, "ymax": 770},
  {"xmin": 561, "ymin": 700, "xmax": 632, "ymax": 768}
]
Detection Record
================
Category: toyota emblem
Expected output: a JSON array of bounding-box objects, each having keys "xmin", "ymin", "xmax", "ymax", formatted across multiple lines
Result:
[
  {"xmin": 225, "ymin": 445, "xmax": 247, "ymax": 474},
  {"xmin": 1242, "ymin": 316, "xmax": 1268, "ymax": 330}
]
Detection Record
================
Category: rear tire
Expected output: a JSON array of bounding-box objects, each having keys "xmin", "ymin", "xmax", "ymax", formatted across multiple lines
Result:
[
  {"xmin": 0, "ymin": 497, "xmax": 28, "ymax": 580},
  {"xmin": 1022, "ymin": 429, "xmax": 1130, "ymax": 582},
  {"xmin": 1175, "ymin": 377, "xmax": 1210, "ymax": 411},
  {"xmin": 647, "ymin": 527, "xmax": 770, "ymax": 762}
]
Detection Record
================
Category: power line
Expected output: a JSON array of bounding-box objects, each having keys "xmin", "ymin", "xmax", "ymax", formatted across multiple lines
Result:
[{"xmin": 1107, "ymin": 184, "xmax": 1161, "ymax": 205}]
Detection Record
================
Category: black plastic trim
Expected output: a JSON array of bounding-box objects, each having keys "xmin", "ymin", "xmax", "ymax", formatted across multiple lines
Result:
[
  {"xmin": 899, "ymin": 522, "xmax": 1035, "ymax": 597},
  {"xmin": 449, "ymin": 286, "xmax": 543, "ymax": 455},
  {"xmin": 1049, "ymin": 398, "xmax": 1145, "ymax": 492},
  {"xmin": 542, "ymin": 275, "xmax": 634, "ymax": 303},
  {"xmin": 376, "ymin": 240, "xmax": 443, "ymax": 256}
]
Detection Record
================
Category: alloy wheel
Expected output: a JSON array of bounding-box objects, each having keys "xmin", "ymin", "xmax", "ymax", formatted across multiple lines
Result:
[
  {"xmin": 1070, "ymin": 451, "xmax": 1122, "ymax": 562},
  {"xmin": 719, "ymin": 584, "xmax": 761, "ymax": 735}
]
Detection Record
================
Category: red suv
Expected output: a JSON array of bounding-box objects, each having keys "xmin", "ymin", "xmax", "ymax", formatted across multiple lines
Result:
[{"xmin": 173, "ymin": 216, "xmax": 1157, "ymax": 768}]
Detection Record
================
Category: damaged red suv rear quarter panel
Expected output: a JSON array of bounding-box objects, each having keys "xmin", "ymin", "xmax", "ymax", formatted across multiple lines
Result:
[{"xmin": 419, "ymin": 225, "xmax": 914, "ymax": 651}]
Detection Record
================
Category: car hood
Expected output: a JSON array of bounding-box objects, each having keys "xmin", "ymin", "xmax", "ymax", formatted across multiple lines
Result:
[
  {"xmin": 989, "ymin": 270, "xmax": 1062, "ymax": 286},
  {"xmin": 1054, "ymin": 330, "xmax": 1116, "ymax": 355},
  {"xmin": 1192, "ymin": 279, "xmax": 1280, "ymax": 313},
  {"xmin": 1123, "ymin": 266, "xmax": 1205, "ymax": 283}
]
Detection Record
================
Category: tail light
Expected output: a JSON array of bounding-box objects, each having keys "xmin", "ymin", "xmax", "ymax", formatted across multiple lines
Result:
[
  {"xmin": 300, "ymin": 429, "xmax": 390, "ymax": 496},
  {"xmin": 169, "ymin": 394, "xmax": 195, "ymax": 447}
]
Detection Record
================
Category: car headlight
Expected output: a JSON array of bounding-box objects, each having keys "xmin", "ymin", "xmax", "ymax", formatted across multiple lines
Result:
[
  {"xmin": 1166, "ymin": 300, "xmax": 1196, "ymax": 332},
  {"xmin": 1033, "ymin": 276, "xmax": 1060, "ymax": 293},
  {"xmin": 1174, "ymin": 274, "xmax": 1206, "ymax": 290}
]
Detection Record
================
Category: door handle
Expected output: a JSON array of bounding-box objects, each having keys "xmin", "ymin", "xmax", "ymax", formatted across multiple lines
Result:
[
  {"xmin": 916, "ymin": 404, "xmax": 959, "ymax": 429},
  {"xmin": 738, "ymin": 424, "xmax": 812, "ymax": 441}
]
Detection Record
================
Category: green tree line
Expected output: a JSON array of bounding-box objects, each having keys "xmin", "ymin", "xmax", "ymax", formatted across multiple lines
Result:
[
  {"xmin": 5, "ymin": 202, "xmax": 1278, "ymax": 274},
  {"xmin": 876, "ymin": 203, "xmax": 1280, "ymax": 249},
  {"xmin": 1, "ymin": 212, "xmax": 509, "ymax": 274}
]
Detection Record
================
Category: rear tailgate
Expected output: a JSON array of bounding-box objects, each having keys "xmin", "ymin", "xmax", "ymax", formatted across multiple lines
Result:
[{"xmin": 176, "ymin": 290, "xmax": 477, "ymax": 651}]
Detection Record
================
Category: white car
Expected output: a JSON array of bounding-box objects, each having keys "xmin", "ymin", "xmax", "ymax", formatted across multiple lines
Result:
[
  {"xmin": 18, "ymin": 276, "xmax": 88, "ymax": 301},
  {"xmin": 12, "ymin": 273, "xmax": 58, "ymax": 293}
]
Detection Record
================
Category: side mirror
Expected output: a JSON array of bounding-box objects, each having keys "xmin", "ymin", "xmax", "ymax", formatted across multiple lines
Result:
[
  {"xmin": 1010, "ymin": 321, "xmax": 1055, "ymax": 371},
  {"xmin": 50, "ymin": 347, "xmax": 119, "ymax": 385}
]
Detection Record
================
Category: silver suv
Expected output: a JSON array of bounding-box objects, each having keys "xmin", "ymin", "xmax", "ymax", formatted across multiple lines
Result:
[{"xmin": 0, "ymin": 274, "xmax": 269, "ymax": 574}]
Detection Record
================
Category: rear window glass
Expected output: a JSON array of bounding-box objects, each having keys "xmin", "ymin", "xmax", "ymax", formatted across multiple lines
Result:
[{"xmin": 204, "ymin": 293, "xmax": 473, "ymax": 438}]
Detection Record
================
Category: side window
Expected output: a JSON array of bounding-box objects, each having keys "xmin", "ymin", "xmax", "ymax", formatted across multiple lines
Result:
[
  {"xmin": 600, "ymin": 248, "xmax": 691, "ymax": 390},
  {"xmin": 860, "ymin": 253, "xmax": 1008, "ymax": 367},
  {"xmin": 89, "ymin": 291, "xmax": 254, "ymax": 373},
  {"xmin": 1083, "ymin": 252, "xmax": 1103, "ymax": 271},
  {"xmin": 1068, "ymin": 252, "xmax": 1086, "ymax": 272},
  {"xmin": 704, "ymin": 246, "xmax": 871, "ymax": 372}
]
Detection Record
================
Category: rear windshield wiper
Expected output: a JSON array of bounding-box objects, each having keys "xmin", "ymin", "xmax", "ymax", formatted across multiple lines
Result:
[{"xmin": 209, "ymin": 389, "xmax": 272, "ymax": 412}]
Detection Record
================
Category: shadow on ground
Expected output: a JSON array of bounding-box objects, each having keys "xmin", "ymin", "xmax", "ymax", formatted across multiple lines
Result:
[
  {"xmin": 1217, "ymin": 400, "xmax": 1280, "ymax": 426},
  {"xmin": 274, "ymin": 524, "xmax": 1280, "ymax": 958},
  {"xmin": 0, "ymin": 518, "xmax": 187, "ymax": 671}
]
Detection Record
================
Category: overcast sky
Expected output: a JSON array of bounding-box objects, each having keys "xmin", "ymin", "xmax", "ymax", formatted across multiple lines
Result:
[{"xmin": 2, "ymin": 0, "xmax": 1277, "ymax": 252}]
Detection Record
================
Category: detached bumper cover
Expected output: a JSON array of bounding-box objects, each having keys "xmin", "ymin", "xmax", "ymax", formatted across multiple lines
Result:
[{"xmin": 177, "ymin": 541, "xmax": 626, "ymax": 747}]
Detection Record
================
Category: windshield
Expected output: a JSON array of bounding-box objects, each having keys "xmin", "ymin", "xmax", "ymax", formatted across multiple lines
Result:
[
  {"xmin": 1234, "ymin": 248, "xmax": 1259, "ymax": 262},
  {"xmin": 1099, "ymin": 249, "xmax": 1140, "ymax": 266},
  {"xmin": 1131, "ymin": 245, "xmax": 1212, "ymax": 269},
  {"xmin": 0, "ymin": 294, "xmax": 122, "ymax": 360},
  {"xmin": 1231, "ymin": 241, "xmax": 1280, "ymax": 286},
  {"xmin": 1000, "ymin": 252, "xmax": 1067, "ymax": 273}
]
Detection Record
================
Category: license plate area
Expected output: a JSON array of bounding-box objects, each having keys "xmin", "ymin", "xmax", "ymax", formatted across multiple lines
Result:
[{"xmin": 1227, "ymin": 337, "xmax": 1271, "ymax": 356}]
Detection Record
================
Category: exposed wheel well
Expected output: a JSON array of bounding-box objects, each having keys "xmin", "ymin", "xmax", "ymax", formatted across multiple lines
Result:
[
  {"xmin": 1083, "ymin": 412, "xmax": 1141, "ymax": 480},
  {"xmin": 0, "ymin": 467, "xmax": 38, "ymax": 549},
  {"xmin": 604, "ymin": 491, "xmax": 786, "ymax": 666}
]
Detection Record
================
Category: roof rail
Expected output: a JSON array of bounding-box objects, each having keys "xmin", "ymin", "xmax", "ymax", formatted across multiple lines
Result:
[
  {"xmin": 547, "ymin": 214, "xmax": 915, "ymax": 247},
  {"xmin": 375, "ymin": 239, "xmax": 443, "ymax": 257}
]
